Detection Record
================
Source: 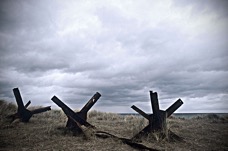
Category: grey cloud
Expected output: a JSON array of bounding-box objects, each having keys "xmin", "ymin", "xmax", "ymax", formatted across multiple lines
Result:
[
  {"xmin": 0, "ymin": 0, "xmax": 227, "ymax": 113},
  {"xmin": 173, "ymin": 0, "xmax": 228, "ymax": 17},
  {"xmin": 0, "ymin": 0, "xmax": 57, "ymax": 32},
  {"xmin": 155, "ymin": 71, "xmax": 228, "ymax": 98}
]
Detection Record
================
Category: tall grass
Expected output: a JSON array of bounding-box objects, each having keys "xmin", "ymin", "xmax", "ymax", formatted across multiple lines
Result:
[{"xmin": 0, "ymin": 100, "xmax": 17, "ymax": 116}]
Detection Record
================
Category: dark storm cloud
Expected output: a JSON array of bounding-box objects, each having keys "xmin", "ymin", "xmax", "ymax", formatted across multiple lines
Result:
[
  {"xmin": 173, "ymin": 0, "xmax": 228, "ymax": 17},
  {"xmin": 0, "ymin": 0, "xmax": 227, "ymax": 113},
  {"xmin": 0, "ymin": 0, "xmax": 58, "ymax": 32}
]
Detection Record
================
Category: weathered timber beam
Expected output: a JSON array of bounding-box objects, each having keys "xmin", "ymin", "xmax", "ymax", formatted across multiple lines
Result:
[
  {"xmin": 150, "ymin": 91, "xmax": 160, "ymax": 120},
  {"xmin": 132, "ymin": 124, "xmax": 152, "ymax": 140},
  {"xmin": 13, "ymin": 88, "xmax": 26, "ymax": 113},
  {"xmin": 80, "ymin": 92, "xmax": 101, "ymax": 114},
  {"xmin": 151, "ymin": 110, "xmax": 167, "ymax": 131},
  {"xmin": 11, "ymin": 88, "xmax": 51, "ymax": 122},
  {"xmin": 7, "ymin": 101, "xmax": 28, "ymax": 120},
  {"xmin": 150, "ymin": 91, "xmax": 168, "ymax": 131},
  {"xmin": 7, "ymin": 110, "xmax": 32, "ymax": 122},
  {"xmin": 31, "ymin": 106, "xmax": 51, "ymax": 114},
  {"xmin": 131, "ymin": 105, "xmax": 150, "ymax": 120},
  {"xmin": 12, "ymin": 88, "xmax": 33, "ymax": 122},
  {"xmin": 95, "ymin": 131, "xmax": 158, "ymax": 151},
  {"xmin": 66, "ymin": 115, "xmax": 85, "ymax": 134},
  {"xmin": 166, "ymin": 99, "xmax": 183, "ymax": 118},
  {"xmin": 51, "ymin": 96, "xmax": 94, "ymax": 128},
  {"xmin": 24, "ymin": 100, "xmax": 31, "ymax": 108},
  {"xmin": 132, "ymin": 91, "xmax": 184, "ymax": 141}
]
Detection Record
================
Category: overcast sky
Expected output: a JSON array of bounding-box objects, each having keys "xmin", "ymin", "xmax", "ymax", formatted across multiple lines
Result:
[{"xmin": 0, "ymin": 0, "xmax": 227, "ymax": 113}]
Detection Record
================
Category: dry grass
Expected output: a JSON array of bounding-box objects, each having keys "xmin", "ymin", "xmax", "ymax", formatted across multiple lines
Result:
[{"xmin": 0, "ymin": 100, "xmax": 227, "ymax": 151}]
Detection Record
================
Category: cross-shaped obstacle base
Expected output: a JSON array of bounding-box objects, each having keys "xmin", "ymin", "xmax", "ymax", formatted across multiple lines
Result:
[
  {"xmin": 7, "ymin": 88, "xmax": 51, "ymax": 122},
  {"xmin": 131, "ymin": 91, "xmax": 184, "ymax": 142},
  {"xmin": 51, "ymin": 92, "xmax": 101, "ymax": 136}
]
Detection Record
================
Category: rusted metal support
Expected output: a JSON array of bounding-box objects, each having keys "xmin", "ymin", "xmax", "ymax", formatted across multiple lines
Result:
[
  {"xmin": 8, "ymin": 88, "xmax": 51, "ymax": 122},
  {"xmin": 51, "ymin": 92, "xmax": 101, "ymax": 135},
  {"xmin": 132, "ymin": 91, "xmax": 183, "ymax": 141}
]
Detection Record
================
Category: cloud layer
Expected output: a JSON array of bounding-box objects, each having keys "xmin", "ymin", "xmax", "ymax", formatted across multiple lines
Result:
[{"xmin": 0, "ymin": 0, "xmax": 227, "ymax": 113}]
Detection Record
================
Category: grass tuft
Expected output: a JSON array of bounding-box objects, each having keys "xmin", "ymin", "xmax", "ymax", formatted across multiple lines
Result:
[{"xmin": 0, "ymin": 100, "xmax": 227, "ymax": 150}]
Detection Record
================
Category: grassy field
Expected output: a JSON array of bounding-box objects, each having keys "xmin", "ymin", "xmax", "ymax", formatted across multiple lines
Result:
[{"xmin": 0, "ymin": 100, "xmax": 227, "ymax": 151}]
